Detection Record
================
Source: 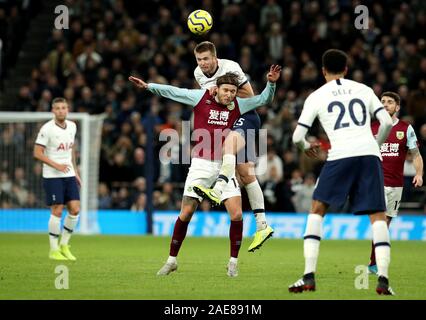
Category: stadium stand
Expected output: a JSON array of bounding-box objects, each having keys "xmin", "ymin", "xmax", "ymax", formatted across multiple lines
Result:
[{"xmin": 0, "ymin": 0, "xmax": 425, "ymax": 213}]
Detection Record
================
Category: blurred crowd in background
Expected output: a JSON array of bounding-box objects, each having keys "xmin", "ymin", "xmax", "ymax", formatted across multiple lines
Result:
[{"xmin": 1, "ymin": 0, "xmax": 426, "ymax": 212}]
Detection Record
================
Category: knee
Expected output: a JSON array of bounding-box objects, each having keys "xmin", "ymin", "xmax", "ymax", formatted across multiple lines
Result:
[
  {"xmin": 179, "ymin": 209, "xmax": 194, "ymax": 222},
  {"xmin": 69, "ymin": 205, "xmax": 80, "ymax": 216},
  {"xmin": 240, "ymin": 173, "xmax": 256, "ymax": 186},
  {"xmin": 230, "ymin": 209, "xmax": 243, "ymax": 221}
]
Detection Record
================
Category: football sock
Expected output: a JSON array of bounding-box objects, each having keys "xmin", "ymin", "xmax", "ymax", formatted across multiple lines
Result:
[
  {"xmin": 372, "ymin": 220, "xmax": 391, "ymax": 278},
  {"xmin": 48, "ymin": 215, "xmax": 61, "ymax": 251},
  {"xmin": 169, "ymin": 217, "xmax": 189, "ymax": 257},
  {"xmin": 167, "ymin": 256, "xmax": 177, "ymax": 264},
  {"xmin": 245, "ymin": 180, "xmax": 267, "ymax": 231},
  {"xmin": 60, "ymin": 214, "xmax": 79, "ymax": 245},
  {"xmin": 214, "ymin": 154, "xmax": 236, "ymax": 195},
  {"xmin": 304, "ymin": 214, "xmax": 323, "ymax": 275},
  {"xmin": 230, "ymin": 220, "xmax": 243, "ymax": 258}
]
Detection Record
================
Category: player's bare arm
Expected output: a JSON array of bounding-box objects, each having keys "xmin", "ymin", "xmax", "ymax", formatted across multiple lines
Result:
[
  {"xmin": 72, "ymin": 144, "xmax": 82, "ymax": 186},
  {"xmin": 237, "ymin": 82, "xmax": 254, "ymax": 98},
  {"xmin": 410, "ymin": 147, "xmax": 424, "ymax": 187},
  {"xmin": 33, "ymin": 144, "xmax": 70, "ymax": 173}
]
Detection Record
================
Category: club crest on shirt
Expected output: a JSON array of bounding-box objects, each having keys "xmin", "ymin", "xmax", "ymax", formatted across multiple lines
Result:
[
  {"xmin": 206, "ymin": 99, "xmax": 211, "ymax": 104},
  {"xmin": 227, "ymin": 102, "xmax": 235, "ymax": 111},
  {"xmin": 396, "ymin": 131, "xmax": 404, "ymax": 140}
]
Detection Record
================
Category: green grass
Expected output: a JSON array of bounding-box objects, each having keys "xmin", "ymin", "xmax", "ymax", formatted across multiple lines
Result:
[{"xmin": 0, "ymin": 233, "xmax": 425, "ymax": 300}]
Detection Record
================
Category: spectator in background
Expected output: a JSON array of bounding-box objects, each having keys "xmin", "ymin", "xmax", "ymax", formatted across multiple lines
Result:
[
  {"xmin": 131, "ymin": 193, "xmax": 146, "ymax": 212},
  {"xmin": 292, "ymin": 173, "xmax": 316, "ymax": 213},
  {"xmin": 98, "ymin": 182, "xmax": 112, "ymax": 209}
]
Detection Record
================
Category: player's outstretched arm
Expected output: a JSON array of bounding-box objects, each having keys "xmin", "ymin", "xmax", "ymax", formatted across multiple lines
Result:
[
  {"xmin": 238, "ymin": 65, "xmax": 281, "ymax": 114},
  {"xmin": 129, "ymin": 75, "xmax": 205, "ymax": 107}
]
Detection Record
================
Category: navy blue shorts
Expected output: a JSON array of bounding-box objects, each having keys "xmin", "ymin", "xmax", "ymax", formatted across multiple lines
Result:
[
  {"xmin": 232, "ymin": 110, "xmax": 261, "ymax": 163},
  {"xmin": 313, "ymin": 155, "xmax": 386, "ymax": 214},
  {"xmin": 43, "ymin": 177, "xmax": 80, "ymax": 206}
]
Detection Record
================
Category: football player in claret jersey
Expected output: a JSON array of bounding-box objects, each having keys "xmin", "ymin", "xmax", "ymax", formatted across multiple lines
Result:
[
  {"xmin": 367, "ymin": 91, "xmax": 424, "ymax": 274},
  {"xmin": 192, "ymin": 41, "xmax": 274, "ymax": 252},
  {"xmin": 290, "ymin": 49, "xmax": 395, "ymax": 295},
  {"xmin": 129, "ymin": 65, "xmax": 280, "ymax": 277},
  {"xmin": 33, "ymin": 98, "xmax": 81, "ymax": 261}
]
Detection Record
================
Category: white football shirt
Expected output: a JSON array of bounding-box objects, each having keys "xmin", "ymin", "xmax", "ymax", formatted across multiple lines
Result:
[
  {"xmin": 298, "ymin": 78, "xmax": 384, "ymax": 161},
  {"xmin": 194, "ymin": 58, "xmax": 248, "ymax": 89},
  {"xmin": 35, "ymin": 119, "xmax": 77, "ymax": 178}
]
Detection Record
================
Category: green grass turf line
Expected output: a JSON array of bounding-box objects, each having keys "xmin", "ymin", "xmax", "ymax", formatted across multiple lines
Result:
[{"xmin": 0, "ymin": 233, "xmax": 425, "ymax": 300}]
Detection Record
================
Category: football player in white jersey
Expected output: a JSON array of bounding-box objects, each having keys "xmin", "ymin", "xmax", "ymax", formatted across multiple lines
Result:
[
  {"xmin": 34, "ymin": 98, "xmax": 81, "ymax": 261},
  {"xmin": 192, "ymin": 41, "xmax": 274, "ymax": 252},
  {"xmin": 289, "ymin": 49, "xmax": 395, "ymax": 295}
]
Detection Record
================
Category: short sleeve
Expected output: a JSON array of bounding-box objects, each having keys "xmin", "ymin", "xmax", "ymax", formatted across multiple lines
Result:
[
  {"xmin": 35, "ymin": 125, "xmax": 49, "ymax": 146},
  {"xmin": 368, "ymin": 88, "xmax": 385, "ymax": 118},
  {"xmin": 297, "ymin": 94, "xmax": 318, "ymax": 128},
  {"xmin": 406, "ymin": 125, "xmax": 419, "ymax": 149},
  {"xmin": 230, "ymin": 61, "xmax": 248, "ymax": 87}
]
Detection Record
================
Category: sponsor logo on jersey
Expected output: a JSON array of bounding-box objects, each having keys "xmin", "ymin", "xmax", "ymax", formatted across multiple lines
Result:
[{"xmin": 396, "ymin": 131, "xmax": 404, "ymax": 140}]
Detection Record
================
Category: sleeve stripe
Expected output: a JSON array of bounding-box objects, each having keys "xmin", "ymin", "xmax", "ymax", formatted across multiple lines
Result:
[
  {"xmin": 238, "ymin": 80, "xmax": 248, "ymax": 88},
  {"xmin": 373, "ymin": 107, "xmax": 385, "ymax": 118},
  {"xmin": 298, "ymin": 122, "xmax": 311, "ymax": 129},
  {"xmin": 35, "ymin": 143, "xmax": 46, "ymax": 147}
]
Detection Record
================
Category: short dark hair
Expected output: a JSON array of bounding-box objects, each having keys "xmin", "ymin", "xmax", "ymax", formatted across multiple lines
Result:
[
  {"xmin": 322, "ymin": 49, "xmax": 348, "ymax": 74},
  {"xmin": 381, "ymin": 91, "xmax": 400, "ymax": 105},
  {"xmin": 216, "ymin": 72, "xmax": 239, "ymax": 88},
  {"xmin": 194, "ymin": 41, "xmax": 217, "ymax": 56},
  {"xmin": 52, "ymin": 97, "xmax": 68, "ymax": 107}
]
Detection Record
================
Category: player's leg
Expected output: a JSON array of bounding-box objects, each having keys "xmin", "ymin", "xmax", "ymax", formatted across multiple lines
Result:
[
  {"xmin": 58, "ymin": 177, "xmax": 81, "ymax": 260},
  {"xmin": 157, "ymin": 196, "xmax": 199, "ymax": 276},
  {"xmin": 354, "ymin": 156, "xmax": 393, "ymax": 295},
  {"xmin": 369, "ymin": 212, "xmax": 394, "ymax": 295},
  {"xmin": 289, "ymin": 200, "xmax": 327, "ymax": 292},
  {"xmin": 223, "ymin": 195, "xmax": 243, "ymax": 277},
  {"xmin": 237, "ymin": 162, "xmax": 274, "ymax": 252},
  {"xmin": 369, "ymin": 187, "xmax": 399, "ymax": 274},
  {"xmin": 289, "ymin": 158, "xmax": 355, "ymax": 293},
  {"xmin": 194, "ymin": 130, "xmax": 244, "ymax": 206},
  {"xmin": 44, "ymin": 178, "xmax": 68, "ymax": 260}
]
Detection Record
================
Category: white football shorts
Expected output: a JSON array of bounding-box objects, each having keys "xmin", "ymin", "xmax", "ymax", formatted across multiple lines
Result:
[
  {"xmin": 384, "ymin": 186, "xmax": 403, "ymax": 218},
  {"xmin": 183, "ymin": 157, "xmax": 241, "ymax": 202}
]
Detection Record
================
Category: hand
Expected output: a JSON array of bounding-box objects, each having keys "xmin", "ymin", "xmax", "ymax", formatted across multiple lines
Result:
[
  {"xmin": 412, "ymin": 174, "xmax": 423, "ymax": 187},
  {"xmin": 267, "ymin": 65, "xmax": 282, "ymax": 83},
  {"xmin": 56, "ymin": 164, "xmax": 71, "ymax": 173},
  {"xmin": 305, "ymin": 142, "xmax": 321, "ymax": 159},
  {"xmin": 128, "ymin": 76, "xmax": 148, "ymax": 90},
  {"xmin": 208, "ymin": 86, "xmax": 218, "ymax": 97}
]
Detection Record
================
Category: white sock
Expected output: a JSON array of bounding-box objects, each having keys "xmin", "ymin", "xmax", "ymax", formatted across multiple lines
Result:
[
  {"xmin": 372, "ymin": 220, "xmax": 391, "ymax": 278},
  {"xmin": 167, "ymin": 256, "xmax": 177, "ymax": 264},
  {"xmin": 229, "ymin": 257, "xmax": 238, "ymax": 264},
  {"xmin": 245, "ymin": 180, "xmax": 267, "ymax": 231},
  {"xmin": 303, "ymin": 214, "xmax": 323, "ymax": 275},
  {"xmin": 60, "ymin": 214, "xmax": 79, "ymax": 245},
  {"xmin": 48, "ymin": 215, "xmax": 61, "ymax": 251},
  {"xmin": 214, "ymin": 154, "xmax": 236, "ymax": 195}
]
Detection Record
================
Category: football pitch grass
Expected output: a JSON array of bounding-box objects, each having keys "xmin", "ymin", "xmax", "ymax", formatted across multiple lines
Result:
[{"xmin": 0, "ymin": 233, "xmax": 425, "ymax": 300}]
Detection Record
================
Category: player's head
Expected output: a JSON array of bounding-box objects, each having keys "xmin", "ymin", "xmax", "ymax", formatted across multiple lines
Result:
[
  {"xmin": 51, "ymin": 97, "xmax": 69, "ymax": 122},
  {"xmin": 216, "ymin": 72, "xmax": 239, "ymax": 105},
  {"xmin": 322, "ymin": 49, "xmax": 348, "ymax": 78},
  {"xmin": 381, "ymin": 91, "xmax": 400, "ymax": 117},
  {"xmin": 194, "ymin": 41, "xmax": 218, "ymax": 75}
]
